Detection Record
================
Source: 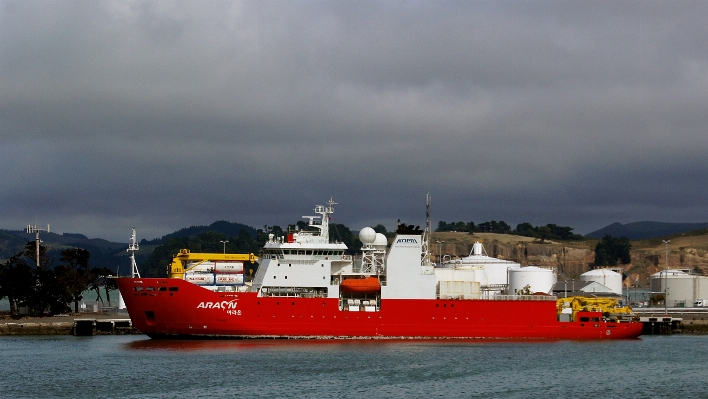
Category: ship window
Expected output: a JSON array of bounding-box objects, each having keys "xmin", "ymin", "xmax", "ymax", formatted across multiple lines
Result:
[
  {"xmin": 158, "ymin": 287, "xmax": 167, "ymax": 292},
  {"xmin": 146, "ymin": 287, "xmax": 155, "ymax": 291},
  {"xmin": 592, "ymin": 317, "xmax": 601, "ymax": 322},
  {"xmin": 285, "ymin": 276, "xmax": 288, "ymax": 279},
  {"xmin": 579, "ymin": 317, "xmax": 590, "ymax": 322},
  {"xmin": 274, "ymin": 276, "xmax": 276, "ymax": 279},
  {"xmin": 134, "ymin": 286, "xmax": 143, "ymax": 291},
  {"xmin": 306, "ymin": 250, "xmax": 312, "ymax": 255},
  {"xmin": 168, "ymin": 287, "xmax": 178, "ymax": 291}
]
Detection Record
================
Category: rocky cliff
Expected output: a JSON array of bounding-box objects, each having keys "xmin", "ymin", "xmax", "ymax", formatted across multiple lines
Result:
[{"xmin": 430, "ymin": 232, "xmax": 708, "ymax": 287}]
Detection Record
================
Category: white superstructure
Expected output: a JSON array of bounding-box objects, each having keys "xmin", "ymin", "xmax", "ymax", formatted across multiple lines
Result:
[{"xmin": 250, "ymin": 198, "xmax": 555, "ymax": 309}]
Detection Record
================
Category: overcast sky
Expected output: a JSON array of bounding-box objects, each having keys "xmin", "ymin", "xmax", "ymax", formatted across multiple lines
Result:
[{"xmin": 2, "ymin": 1, "xmax": 708, "ymax": 243}]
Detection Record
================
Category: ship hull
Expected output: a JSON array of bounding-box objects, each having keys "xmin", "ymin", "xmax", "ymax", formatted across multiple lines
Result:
[{"xmin": 117, "ymin": 278, "xmax": 643, "ymax": 340}]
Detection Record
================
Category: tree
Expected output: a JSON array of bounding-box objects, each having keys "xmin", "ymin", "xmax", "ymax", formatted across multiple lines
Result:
[
  {"xmin": 594, "ymin": 235, "xmax": 631, "ymax": 266},
  {"xmin": 535, "ymin": 226, "xmax": 553, "ymax": 243},
  {"xmin": 0, "ymin": 255, "xmax": 35, "ymax": 314},
  {"xmin": 21, "ymin": 241, "xmax": 52, "ymax": 269},
  {"xmin": 60, "ymin": 248, "xmax": 92, "ymax": 313},
  {"xmin": 515, "ymin": 223, "xmax": 535, "ymax": 237},
  {"xmin": 329, "ymin": 223, "xmax": 362, "ymax": 254},
  {"xmin": 373, "ymin": 224, "xmax": 388, "ymax": 235}
]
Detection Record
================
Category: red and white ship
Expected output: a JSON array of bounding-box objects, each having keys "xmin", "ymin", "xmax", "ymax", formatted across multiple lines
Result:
[{"xmin": 116, "ymin": 199, "xmax": 643, "ymax": 339}]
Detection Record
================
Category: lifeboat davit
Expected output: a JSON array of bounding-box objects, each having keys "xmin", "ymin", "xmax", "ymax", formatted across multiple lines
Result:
[{"xmin": 340, "ymin": 277, "xmax": 381, "ymax": 294}]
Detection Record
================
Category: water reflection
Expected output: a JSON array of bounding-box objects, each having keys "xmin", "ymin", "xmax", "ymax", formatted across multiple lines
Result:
[{"xmin": 122, "ymin": 337, "xmax": 558, "ymax": 352}]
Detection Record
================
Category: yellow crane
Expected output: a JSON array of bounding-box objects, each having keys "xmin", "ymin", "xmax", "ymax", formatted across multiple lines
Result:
[
  {"xmin": 557, "ymin": 296, "xmax": 636, "ymax": 321},
  {"xmin": 167, "ymin": 249, "xmax": 259, "ymax": 279}
]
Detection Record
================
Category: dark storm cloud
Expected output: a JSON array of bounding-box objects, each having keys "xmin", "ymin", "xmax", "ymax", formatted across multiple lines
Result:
[{"xmin": 2, "ymin": 1, "xmax": 708, "ymax": 242}]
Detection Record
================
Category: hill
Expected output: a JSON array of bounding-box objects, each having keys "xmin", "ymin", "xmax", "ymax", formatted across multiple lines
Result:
[
  {"xmin": 140, "ymin": 221, "xmax": 257, "ymax": 245},
  {"xmin": 0, "ymin": 220, "xmax": 258, "ymax": 274},
  {"xmin": 585, "ymin": 221, "xmax": 708, "ymax": 240}
]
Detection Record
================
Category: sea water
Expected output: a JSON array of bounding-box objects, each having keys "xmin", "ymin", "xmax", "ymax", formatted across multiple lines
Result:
[{"xmin": 0, "ymin": 335, "xmax": 706, "ymax": 398}]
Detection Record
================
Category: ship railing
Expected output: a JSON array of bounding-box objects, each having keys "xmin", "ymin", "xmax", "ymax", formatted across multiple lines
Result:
[
  {"xmin": 278, "ymin": 259, "xmax": 318, "ymax": 265},
  {"xmin": 260, "ymin": 286, "xmax": 327, "ymax": 298},
  {"xmin": 494, "ymin": 295, "xmax": 557, "ymax": 301}
]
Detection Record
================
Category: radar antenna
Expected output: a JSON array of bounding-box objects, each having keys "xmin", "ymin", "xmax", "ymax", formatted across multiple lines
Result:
[{"xmin": 128, "ymin": 227, "xmax": 141, "ymax": 278}]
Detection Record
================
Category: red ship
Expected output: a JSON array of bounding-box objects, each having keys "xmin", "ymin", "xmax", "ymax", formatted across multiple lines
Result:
[{"xmin": 116, "ymin": 198, "xmax": 643, "ymax": 339}]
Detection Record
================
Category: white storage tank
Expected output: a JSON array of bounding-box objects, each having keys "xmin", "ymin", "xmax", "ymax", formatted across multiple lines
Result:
[
  {"xmin": 650, "ymin": 270, "xmax": 708, "ymax": 307},
  {"xmin": 649, "ymin": 269, "xmax": 688, "ymax": 294},
  {"xmin": 580, "ymin": 269, "xmax": 623, "ymax": 296},
  {"xmin": 509, "ymin": 266, "xmax": 556, "ymax": 295}
]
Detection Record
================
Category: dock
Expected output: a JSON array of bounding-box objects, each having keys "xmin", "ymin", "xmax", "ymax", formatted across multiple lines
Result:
[
  {"xmin": 73, "ymin": 318, "xmax": 136, "ymax": 336},
  {"xmin": 0, "ymin": 314, "xmax": 139, "ymax": 336},
  {"xmin": 634, "ymin": 308, "xmax": 708, "ymax": 335}
]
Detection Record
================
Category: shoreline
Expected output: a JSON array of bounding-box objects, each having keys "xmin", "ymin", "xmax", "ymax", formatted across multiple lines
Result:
[
  {"xmin": 0, "ymin": 314, "xmax": 140, "ymax": 336},
  {"xmin": 2, "ymin": 314, "xmax": 707, "ymax": 336}
]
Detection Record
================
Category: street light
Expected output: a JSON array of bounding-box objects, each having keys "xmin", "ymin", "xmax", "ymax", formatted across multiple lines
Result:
[
  {"xmin": 435, "ymin": 240, "xmax": 444, "ymax": 264},
  {"xmin": 220, "ymin": 240, "xmax": 229, "ymax": 254},
  {"xmin": 662, "ymin": 240, "xmax": 670, "ymax": 315}
]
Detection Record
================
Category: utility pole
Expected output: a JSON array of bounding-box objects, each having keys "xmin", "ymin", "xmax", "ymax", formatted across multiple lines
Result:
[
  {"xmin": 220, "ymin": 240, "xmax": 229, "ymax": 254},
  {"xmin": 26, "ymin": 224, "xmax": 49, "ymax": 267}
]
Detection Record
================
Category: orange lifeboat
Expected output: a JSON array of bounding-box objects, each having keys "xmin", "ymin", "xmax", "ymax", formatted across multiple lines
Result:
[{"xmin": 340, "ymin": 277, "xmax": 381, "ymax": 294}]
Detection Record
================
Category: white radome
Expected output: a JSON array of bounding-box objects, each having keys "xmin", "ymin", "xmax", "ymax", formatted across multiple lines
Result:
[
  {"xmin": 359, "ymin": 227, "xmax": 377, "ymax": 244},
  {"xmin": 374, "ymin": 233, "xmax": 388, "ymax": 248}
]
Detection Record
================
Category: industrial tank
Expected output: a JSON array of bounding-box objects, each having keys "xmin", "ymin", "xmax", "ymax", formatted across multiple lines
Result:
[
  {"xmin": 508, "ymin": 266, "xmax": 556, "ymax": 295},
  {"xmin": 580, "ymin": 269, "xmax": 623, "ymax": 295},
  {"xmin": 650, "ymin": 270, "xmax": 708, "ymax": 307},
  {"xmin": 649, "ymin": 269, "xmax": 688, "ymax": 293}
]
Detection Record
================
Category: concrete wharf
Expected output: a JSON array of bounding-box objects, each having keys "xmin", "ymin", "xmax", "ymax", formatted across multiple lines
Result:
[
  {"xmin": 0, "ymin": 314, "xmax": 138, "ymax": 336},
  {"xmin": 634, "ymin": 308, "xmax": 708, "ymax": 335}
]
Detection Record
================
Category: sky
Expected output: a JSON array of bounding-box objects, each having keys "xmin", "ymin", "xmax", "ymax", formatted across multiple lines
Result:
[{"xmin": 2, "ymin": 1, "xmax": 708, "ymax": 243}]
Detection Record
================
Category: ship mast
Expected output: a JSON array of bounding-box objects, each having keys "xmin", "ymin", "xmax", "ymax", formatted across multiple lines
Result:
[
  {"xmin": 128, "ymin": 227, "xmax": 141, "ymax": 278},
  {"xmin": 303, "ymin": 198, "xmax": 336, "ymax": 242},
  {"xmin": 421, "ymin": 193, "xmax": 433, "ymax": 266}
]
